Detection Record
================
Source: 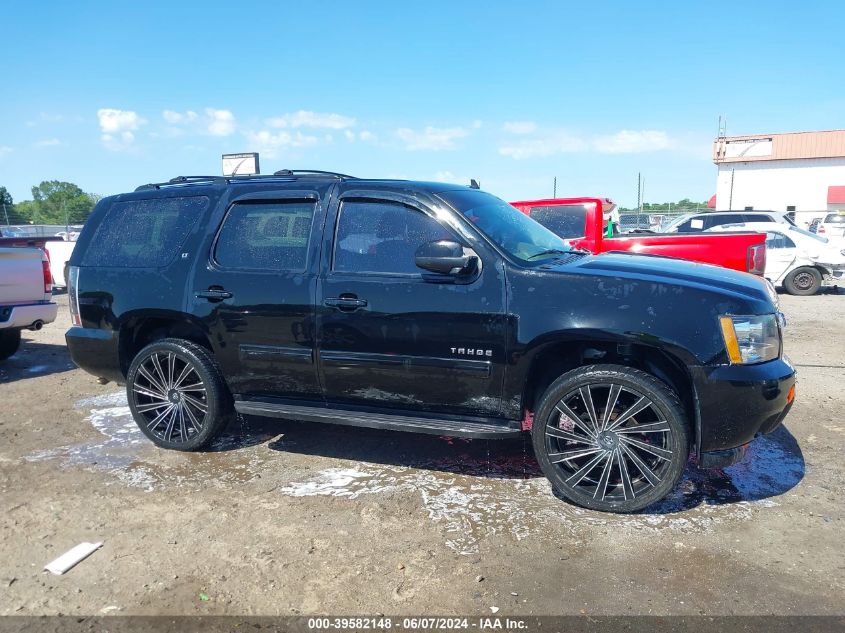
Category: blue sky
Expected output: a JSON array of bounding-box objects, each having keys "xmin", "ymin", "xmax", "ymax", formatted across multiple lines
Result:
[{"xmin": 1, "ymin": 1, "xmax": 843, "ymax": 207}]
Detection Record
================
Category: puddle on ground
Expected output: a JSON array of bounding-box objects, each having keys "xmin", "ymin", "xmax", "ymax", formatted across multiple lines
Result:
[
  {"xmin": 277, "ymin": 428, "xmax": 804, "ymax": 554},
  {"xmin": 25, "ymin": 391, "xmax": 272, "ymax": 490},
  {"xmin": 26, "ymin": 391, "xmax": 804, "ymax": 555}
]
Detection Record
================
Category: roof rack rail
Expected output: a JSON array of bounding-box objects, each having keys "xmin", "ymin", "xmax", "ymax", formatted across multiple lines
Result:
[
  {"xmin": 272, "ymin": 169, "xmax": 356, "ymax": 178},
  {"xmin": 135, "ymin": 170, "xmax": 356, "ymax": 191}
]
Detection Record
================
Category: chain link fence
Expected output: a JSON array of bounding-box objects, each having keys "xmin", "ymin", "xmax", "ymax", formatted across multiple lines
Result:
[{"xmin": 0, "ymin": 224, "xmax": 84, "ymax": 238}]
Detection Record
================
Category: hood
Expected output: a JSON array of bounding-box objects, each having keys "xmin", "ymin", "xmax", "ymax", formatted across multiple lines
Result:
[{"xmin": 549, "ymin": 252, "xmax": 775, "ymax": 309}]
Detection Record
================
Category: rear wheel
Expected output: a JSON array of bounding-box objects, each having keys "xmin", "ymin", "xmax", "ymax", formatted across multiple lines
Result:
[
  {"xmin": 783, "ymin": 267, "xmax": 822, "ymax": 296},
  {"xmin": 126, "ymin": 338, "xmax": 233, "ymax": 451},
  {"xmin": 0, "ymin": 329, "xmax": 22, "ymax": 361},
  {"xmin": 532, "ymin": 364, "xmax": 688, "ymax": 513}
]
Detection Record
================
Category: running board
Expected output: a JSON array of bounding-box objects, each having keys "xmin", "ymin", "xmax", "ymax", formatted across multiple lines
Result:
[{"xmin": 234, "ymin": 401, "xmax": 522, "ymax": 439}]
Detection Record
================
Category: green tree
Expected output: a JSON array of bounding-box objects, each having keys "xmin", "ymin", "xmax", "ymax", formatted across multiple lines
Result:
[
  {"xmin": 0, "ymin": 186, "xmax": 12, "ymax": 208},
  {"xmin": 27, "ymin": 180, "xmax": 97, "ymax": 224}
]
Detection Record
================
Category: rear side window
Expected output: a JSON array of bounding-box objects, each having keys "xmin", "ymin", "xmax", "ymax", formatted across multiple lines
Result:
[
  {"xmin": 528, "ymin": 205, "xmax": 587, "ymax": 239},
  {"xmin": 82, "ymin": 196, "xmax": 207, "ymax": 267},
  {"xmin": 333, "ymin": 200, "xmax": 453, "ymax": 274},
  {"xmin": 214, "ymin": 200, "xmax": 315, "ymax": 271},
  {"xmin": 766, "ymin": 232, "xmax": 796, "ymax": 249}
]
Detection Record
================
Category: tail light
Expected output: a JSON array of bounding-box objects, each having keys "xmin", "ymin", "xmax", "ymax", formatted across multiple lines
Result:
[
  {"xmin": 41, "ymin": 255, "xmax": 53, "ymax": 295},
  {"xmin": 818, "ymin": 225, "xmax": 826, "ymax": 234},
  {"xmin": 68, "ymin": 266, "xmax": 81, "ymax": 326},
  {"xmin": 747, "ymin": 243, "xmax": 766, "ymax": 275}
]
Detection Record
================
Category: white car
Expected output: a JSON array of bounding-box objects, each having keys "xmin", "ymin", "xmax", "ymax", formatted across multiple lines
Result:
[
  {"xmin": 709, "ymin": 222, "xmax": 845, "ymax": 295},
  {"xmin": 816, "ymin": 212, "xmax": 845, "ymax": 240},
  {"xmin": 661, "ymin": 211, "xmax": 794, "ymax": 233}
]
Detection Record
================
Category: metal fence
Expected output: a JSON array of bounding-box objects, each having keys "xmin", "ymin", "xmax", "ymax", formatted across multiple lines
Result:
[{"xmin": 0, "ymin": 224, "xmax": 85, "ymax": 238}]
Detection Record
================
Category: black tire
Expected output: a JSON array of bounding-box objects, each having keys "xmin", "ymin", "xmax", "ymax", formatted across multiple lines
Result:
[
  {"xmin": 126, "ymin": 338, "xmax": 233, "ymax": 451},
  {"xmin": 532, "ymin": 364, "xmax": 689, "ymax": 513},
  {"xmin": 783, "ymin": 266, "xmax": 822, "ymax": 296},
  {"xmin": 0, "ymin": 329, "xmax": 22, "ymax": 361}
]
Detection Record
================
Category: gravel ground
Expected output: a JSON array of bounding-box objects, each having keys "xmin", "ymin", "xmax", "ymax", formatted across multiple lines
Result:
[{"xmin": 0, "ymin": 291, "xmax": 843, "ymax": 616}]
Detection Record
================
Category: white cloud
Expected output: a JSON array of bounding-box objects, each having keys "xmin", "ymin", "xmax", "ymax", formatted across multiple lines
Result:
[
  {"xmin": 503, "ymin": 121, "xmax": 537, "ymax": 134},
  {"xmin": 344, "ymin": 129, "xmax": 355, "ymax": 141},
  {"xmin": 499, "ymin": 128, "xmax": 676, "ymax": 159},
  {"xmin": 244, "ymin": 130, "xmax": 319, "ymax": 158},
  {"xmin": 162, "ymin": 109, "xmax": 198, "ymax": 124},
  {"xmin": 266, "ymin": 110, "xmax": 355, "ymax": 130},
  {"xmin": 396, "ymin": 126, "xmax": 469, "ymax": 151},
  {"xmin": 0, "ymin": 146, "xmax": 12, "ymax": 157},
  {"xmin": 498, "ymin": 132, "xmax": 588, "ymax": 159},
  {"xmin": 206, "ymin": 108, "xmax": 236, "ymax": 136},
  {"xmin": 359, "ymin": 130, "xmax": 377, "ymax": 143},
  {"xmin": 34, "ymin": 138, "xmax": 62, "ymax": 148},
  {"xmin": 97, "ymin": 108, "xmax": 146, "ymax": 134},
  {"xmin": 593, "ymin": 130, "xmax": 673, "ymax": 154},
  {"xmin": 97, "ymin": 108, "xmax": 146, "ymax": 149}
]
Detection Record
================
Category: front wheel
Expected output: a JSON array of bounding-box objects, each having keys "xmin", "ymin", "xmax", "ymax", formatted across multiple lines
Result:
[
  {"xmin": 532, "ymin": 364, "xmax": 689, "ymax": 513},
  {"xmin": 783, "ymin": 266, "xmax": 822, "ymax": 296},
  {"xmin": 126, "ymin": 338, "xmax": 233, "ymax": 451}
]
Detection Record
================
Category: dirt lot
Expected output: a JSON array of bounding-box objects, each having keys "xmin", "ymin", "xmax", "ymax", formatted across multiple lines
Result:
[{"xmin": 1, "ymin": 291, "xmax": 843, "ymax": 617}]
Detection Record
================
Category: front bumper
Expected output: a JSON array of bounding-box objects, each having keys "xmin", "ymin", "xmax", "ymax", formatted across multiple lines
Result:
[
  {"xmin": 692, "ymin": 356, "xmax": 796, "ymax": 465},
  {"xmin": 0, "ymin": 301, "xmax": 58, "ymax": 330}
]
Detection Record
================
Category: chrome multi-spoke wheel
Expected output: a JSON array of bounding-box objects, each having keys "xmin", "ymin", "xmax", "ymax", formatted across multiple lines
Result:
[
  {"xmin": 127, "ymin": 338, "xmax": 233, "ymax": 451},
  {"xmin": 533, "ymin": 365, "xmax": 688, "ymax": 512}
]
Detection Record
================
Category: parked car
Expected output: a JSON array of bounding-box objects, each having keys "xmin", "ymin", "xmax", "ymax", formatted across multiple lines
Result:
[
  {"xmin": 816, "ymin": 212, "xmax": 845, "ymax": 240},
  {"xmin": 709, "ymin": 222, "xmax": 845, "ymax": 295},
  {"xmin": 0, "ymin": 235, "xmax": 74, "ymax": 288},
  {"xmin": 808, "ymin": 218, "xmax": 822, "ymax": 234},
  {"xmin": 0, "ymin": 246, "xmax": 58, "ymax": 360},
  {"xmin": 510, "ymin": 198, "xmax": 767, "ymax": 275},
  {"xmin": 661, "ymin": 210, "xmax": 795, "ymax": 233},
  {"xmin": 65, "ymin": 172, "xmax": 795, "ymax": 513}
]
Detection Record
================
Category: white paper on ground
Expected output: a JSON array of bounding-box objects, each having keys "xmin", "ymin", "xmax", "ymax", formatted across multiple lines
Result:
[{"xmin": 44, "ymin": 542, "xmax": 103, "ymax": 575}]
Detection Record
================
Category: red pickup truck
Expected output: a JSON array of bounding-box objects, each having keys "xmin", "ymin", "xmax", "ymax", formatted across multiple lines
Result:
[{"xmin": 510, "ymin": 197, "xmax": 766, "ymax": 275}]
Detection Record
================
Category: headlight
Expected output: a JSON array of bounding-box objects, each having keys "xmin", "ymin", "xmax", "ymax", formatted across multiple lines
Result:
[{"xmin": 719, "ymin": 314, "xmax": 780, "ymax": 364}]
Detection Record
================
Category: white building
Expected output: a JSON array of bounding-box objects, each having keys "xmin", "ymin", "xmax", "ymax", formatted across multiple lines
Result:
[{"xmin": 713, "ymin": 129, "xmax": 845, "ymax": 226}]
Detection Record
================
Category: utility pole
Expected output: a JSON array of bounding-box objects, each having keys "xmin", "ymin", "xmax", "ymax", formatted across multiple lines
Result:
[
  {"xmin": 553, "ymin": 177, "xmax": 557, "ymax": 198},
  {"xmin": 728, "ymin": 169, "xmax": 735, "ymax": 211},
  {"xmin": 637, "ymin": 172, "xmax": 642, "ymax": 226},
  {"xmin": 2, "ymin": 203, "xmax": 9, "ymax": 227}
]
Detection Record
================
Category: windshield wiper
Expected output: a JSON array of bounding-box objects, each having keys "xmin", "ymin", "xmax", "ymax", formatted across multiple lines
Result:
[{"xmin": 527, "ymin": 248, "xmax": 570, "ymax": 259}]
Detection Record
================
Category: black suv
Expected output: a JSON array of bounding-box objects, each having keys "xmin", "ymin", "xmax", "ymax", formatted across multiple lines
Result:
[{"xmin": 66, "ymin": 171, "xmax": 796, "ymax": 512}]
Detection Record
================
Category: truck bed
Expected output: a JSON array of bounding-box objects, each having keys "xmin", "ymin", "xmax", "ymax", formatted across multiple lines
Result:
[
  {"xmin": 511, "ymin": 198, "xmax": 766, "ymax": 275},
  {"xmin": 0, "ymin": 247, "xmax": 48, "ymax": 305}
]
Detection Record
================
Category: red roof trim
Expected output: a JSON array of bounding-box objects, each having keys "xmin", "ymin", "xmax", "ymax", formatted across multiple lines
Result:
[{"xmin": 828, "ymin": 186, "xmax": 845, "ymax": 204}]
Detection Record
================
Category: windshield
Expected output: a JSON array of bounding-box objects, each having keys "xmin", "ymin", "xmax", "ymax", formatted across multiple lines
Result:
[
  {"xmin": 438, "ymin": 189, "xmax": 573, "ymax": 264},
  {"xmin": 660, "ymin": 214, "xmax": 693, "ymax": 232},
  {"xmin": 789, "ymin": 225, "xmax": 828, "ymax": 243}
]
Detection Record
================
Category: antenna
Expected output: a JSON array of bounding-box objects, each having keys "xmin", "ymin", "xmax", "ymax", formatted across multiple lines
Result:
[{"xmin": 470, "ymin": 179, "xmax": 480, "ymax": 189}]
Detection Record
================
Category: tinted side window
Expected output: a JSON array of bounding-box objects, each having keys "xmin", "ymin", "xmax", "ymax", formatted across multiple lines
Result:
[
  {"xmin": 333, "ymin": 201, "xmax": 453, "ymax": 274},
  {"xmin": 529, "ymin": 205, "xmax": 587, "ymax": 239},
  {"xmin": 82, "ymin": 196, "xmax": 207, "ymax": 267},
  {"xmin": 766, "ymin": 232, "xmax": 795, "ymax": 249},
  {"xmin": 708, "ymin": 213, "xmax": 744, "ymax": 228},
  {"xmin": 675, "ymin": 217, "xmax": 700, "ymax": 233},
  {"xmin": 214, "ymin": 201, "xmax": 315, "ymax": 271}
]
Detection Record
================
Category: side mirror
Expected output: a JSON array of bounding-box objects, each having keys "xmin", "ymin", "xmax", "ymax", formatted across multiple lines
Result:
[{"xmin": 415, "ymin": 240, "xmax": 478, "ymax": 275}]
